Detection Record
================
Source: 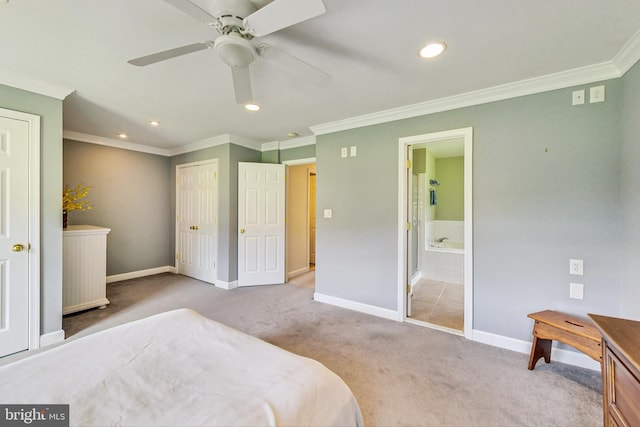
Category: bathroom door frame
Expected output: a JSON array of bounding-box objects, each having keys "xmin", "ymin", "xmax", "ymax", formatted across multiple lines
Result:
[{"xmin": 397, "ymin": 127, "xmax": 473, "ymax": 339}]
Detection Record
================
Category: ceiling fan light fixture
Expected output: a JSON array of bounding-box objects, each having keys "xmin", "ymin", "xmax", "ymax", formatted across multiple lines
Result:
[
  {"xmin": 244, "ymin": 103, "xmax": 260, "ymax": 111},
  {"xmin": 215, "ymin": 34, "xmax": 257, "ymax": 68},
  {"xmin": 419, "ymin": 42, "xmax": 447, "ymax": 59}
]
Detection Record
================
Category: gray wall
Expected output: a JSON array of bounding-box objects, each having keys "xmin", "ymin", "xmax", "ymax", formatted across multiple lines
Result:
[
  {"xmin": 1, "ymin": 83, "xmax": 63, "ymax": 335},
  {"xmin": 620, "ymin": 61, "xmax": 640, "ymax": 319},
  {"xmin": 170, "ymin": 143, "xmax": 261, "ymax": 283},
  {"xmin": 316, "ymin": 78, "xmax": 624, "ymax": 341},
  {"xmin": 63, "ymin": 140, "xmax": 173, "ymax": 275}
]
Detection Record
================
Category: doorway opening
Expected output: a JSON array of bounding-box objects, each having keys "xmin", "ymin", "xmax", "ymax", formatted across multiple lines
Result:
[
  {"xmin": 283, "ymin": 158, "xmax": 316, "ymax": 289},
  {"xmin": 398, "ymin": 128, "xmax": 473, "ymax": 339}
]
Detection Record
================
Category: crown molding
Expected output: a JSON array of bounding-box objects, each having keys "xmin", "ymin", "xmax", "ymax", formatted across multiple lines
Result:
[
  {"xmin": 310, "ymin": 61, "xmax": 621, "ymax": 136},
  {"xmin": 0, "ymin": 70, "xmax": 74, "ymax": 100},
  {"xmin": 63, "ymin": 130, "xmax": 171, "ymax": 156},
  {"xmin": 261, "ymin": 141, "xmax": 279, "ymax": 151},
  {"xmin": 280, "ymin": 135, "xmax": 316, "ymax": 150},
  {"xmin": 168, "ymin": 133, "xmax": 263, "ymax": 156},
  {"xmin": 260, "ymin": 135, "xmax": 316, "ymax": 152},
  {"xmin": 614, "ymin": 28, "xmax": 640, "ymax": 75}
]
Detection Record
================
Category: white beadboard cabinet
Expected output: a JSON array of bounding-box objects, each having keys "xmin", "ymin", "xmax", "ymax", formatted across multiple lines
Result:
[{"xmin": 63, "ymin": 225, "xmax": 111, "ymax": 315}]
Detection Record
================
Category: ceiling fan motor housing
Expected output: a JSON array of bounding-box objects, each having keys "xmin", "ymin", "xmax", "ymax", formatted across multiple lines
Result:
[{"xmin": 214, "ymin": 33, "xmax": 257, "ymax": 67}]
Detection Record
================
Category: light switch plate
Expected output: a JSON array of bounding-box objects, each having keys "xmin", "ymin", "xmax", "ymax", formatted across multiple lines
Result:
[
  {"xmin": 350, "ymin": 146, "xmax": 357, "ymax": 157},
  {"xmin": 341, "ymin": 147, "xmax": 348, "ymax": 158},
  {"xmin": 323, "ymin": 209, "xmax": 332, "ymax": 219},
  {"xmin": 570, "ymin": 283, "xmax": 584, "ymax": 300}
]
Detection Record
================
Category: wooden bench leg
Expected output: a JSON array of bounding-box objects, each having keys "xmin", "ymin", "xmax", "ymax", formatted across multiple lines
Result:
[{"xmin": 528, "ymin": 335, "xmax": 552, "ymax": 370}]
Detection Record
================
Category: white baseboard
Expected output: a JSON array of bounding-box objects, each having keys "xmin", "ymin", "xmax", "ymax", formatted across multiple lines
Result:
[
  {"xmin": 216, "ymin": 280, "xmax": 238, "ymax": 290},
  {"xmin": 472, "ymin": 329, "xmax": 601, "ymax": 371},
  {"xmin": 287, "ymin": 266, "xmax": 310, "ymax": 280},
  {"xmin": 107, "ymin": 266, "xmax": 176, "ymax": 283},
  {"xmin": 314, "ymin": 292, "xmax": 402, "ymax": 321},
  {"xmin": 411, "ymin": 272, "xmax": 422, "ymax": 287},
  {"xmin": 40, "ymin": 329, "xmax": 65, "ymax": 347}
]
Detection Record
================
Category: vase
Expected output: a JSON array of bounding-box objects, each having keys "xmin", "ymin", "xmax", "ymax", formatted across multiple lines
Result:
[{"xmin": 63, "ymin": 210, "xmax": 68, "ymax": 229}]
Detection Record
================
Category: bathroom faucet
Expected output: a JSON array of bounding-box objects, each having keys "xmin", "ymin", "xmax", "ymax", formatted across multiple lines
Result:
[{"xmin": 436, "ymin": 237, "xmax": 448, "ymax": 242}]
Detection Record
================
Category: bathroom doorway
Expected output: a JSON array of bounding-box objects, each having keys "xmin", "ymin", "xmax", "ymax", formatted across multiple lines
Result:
[
  {"xmin": 398, "ymin": 128, "xmax": 473, "ymax": 338},
  {"xmin": 284, "ymin": 159, "xmax": 316, "ymax": 288}
]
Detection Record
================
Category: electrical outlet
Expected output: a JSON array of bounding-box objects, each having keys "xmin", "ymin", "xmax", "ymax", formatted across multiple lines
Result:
[
  {"xmin": 323, "ymin": 209, "xmax": 332, "ymax": 219},
  {"xmin": 572, "ymin": 89, "xmax": 585, "ymax": 105},
  {"xmin": 569, "ymin": 259, "xmax": 583, "ymax": 275},
  {"xmin": 341, "ymin": 147, "xmax": 348, "ymax": 158},
  {"xmin": 350, "ymin": 146, "xmax": 357, "ymax": 157},
  {"xmin": 590, "ymin": 85, "xmax": 605, "ymax": 103},
  {"xmin": 570, "ymin": 283, "xmax": 584, "ymax": 300}
]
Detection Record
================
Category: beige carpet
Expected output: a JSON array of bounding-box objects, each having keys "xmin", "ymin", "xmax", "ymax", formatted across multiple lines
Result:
[
  {"xmin": 410, "ymin": 279, "xmax": 464, "ymax": 331},
  {"xmin": 5, "ymin": 273, "xmax": 602, "ymax": 426}
]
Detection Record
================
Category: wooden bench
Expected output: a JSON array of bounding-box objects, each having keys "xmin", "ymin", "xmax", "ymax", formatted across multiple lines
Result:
[{"xmin": 527, "ymin": 310, "xmax": 602, "ymax": 370}]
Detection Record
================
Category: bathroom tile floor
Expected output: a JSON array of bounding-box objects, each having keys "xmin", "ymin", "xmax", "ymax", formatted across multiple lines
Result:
[{"xmin": 410, "ymin": 279, "xmax": 464, "ymax": 331}]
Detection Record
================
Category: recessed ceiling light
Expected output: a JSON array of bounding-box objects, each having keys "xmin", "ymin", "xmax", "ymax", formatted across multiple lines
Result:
[
  {"xmin": 419, "ymin": 42, "xmax": 447, "ymax": 59},
  {"xmin": 149, "ymin": 120, "xmax": 160, "ymax": 126},
  {"xmin": 118, "ymin": 133, "xmax": 127, "ymax": 139},
  {"xmin": 287, "ymin": 132, "xmax": 299, "ymax": 138},
  {"xmin": 244, "ymin": 103, "xmax": 260, "ymax": 111}
]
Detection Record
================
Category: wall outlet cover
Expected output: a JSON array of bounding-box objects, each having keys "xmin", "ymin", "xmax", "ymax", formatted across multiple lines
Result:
[
  {"xmin": 590, "ymin": 85, "xmax": 605, "ymax": 103},
  {"xmin": 569, "ymin": 259, "xmax": 583, "ymax": 275},
  {"xmin": 572, "ymin": 89, "xmax": 585, "ymax": 105}
]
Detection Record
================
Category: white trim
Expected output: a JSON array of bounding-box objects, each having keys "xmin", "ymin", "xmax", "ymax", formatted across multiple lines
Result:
[
  {"xmin": 282, "ymin": 157, "xmax": 316, "ymax": 166},
  {"xmin": 398, "ymin": 127, "xmax": 474, "ymax": 339},
  {"xmin": 168, "ymin": 133, "xmax": 263, "ymax": 156},
  {"xmin": 106, "ymin": 266, "xmax": 176, "ymax": 284},
  {"xmin": 64, "ymin": 130, "xmax": 171, "ymax": 156},
  {"xmin": 261, "ymin": 141, "xmax": 280, "ymax": 151},
  {"xmin": 216, "ymin": 280, "xmax": 238, "ymax": 290},
  {"xmin": 314, "ymin": 292, "xmax": 402, "ymax": 321},
  {"xmin": 27, "ymin": 111, "xmax": 41, "ymax": 352},
  {"xmin": 311, "ymin": 62, "xmax": 620, "ymax": 135},
  {"xmin": 39, "ymin": 329, "xmax": 65, "ymax": 347},
  {"xmin": 280, "ymin": 135, "xmax": 316, "ymax": 150},
  {"xmin": 472, "ymin": 329, "xmax": 601, "ymax": 371},
  {"xmin": 614, "ymin": 28, "xmax": 640, "ymax": 76},
  {"xmin": 0, "ymin": 70, "xmax": 74, "ymax": 100}
]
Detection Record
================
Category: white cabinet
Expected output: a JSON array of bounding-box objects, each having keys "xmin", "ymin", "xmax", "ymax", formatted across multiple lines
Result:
[{"xmin": 63, "ymin": 225, "xmax": 111, "ymax": 315}]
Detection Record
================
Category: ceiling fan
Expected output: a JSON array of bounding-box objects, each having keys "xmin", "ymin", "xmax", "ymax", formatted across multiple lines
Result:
[{"xmin": 128, "ymin": 0, "xmax": 332, "ymax": 105}]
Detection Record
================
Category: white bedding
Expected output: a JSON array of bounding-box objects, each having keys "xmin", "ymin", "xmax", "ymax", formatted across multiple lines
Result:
[{"xmin": 0, "ymin": 309, "xmax": 363, "ymax": 427}]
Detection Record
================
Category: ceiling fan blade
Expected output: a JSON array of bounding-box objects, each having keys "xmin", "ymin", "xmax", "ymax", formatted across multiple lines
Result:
[
  {"xmin": 243, "ymin": 0, "xmax": 326, "ymax": 37},
  {"xmin": 259, "ymin": 44, "xmax": 331, "ymax": 88},
  {"xmin": 231, "ymin": 66, "xmax": 254, "ymax": 104},
  {"xmin": 128, "ymin": 42, "xmax": 214, "ymax": 66},
  {"xmin": 162, "ymin": 0, "xmax": 217, "ymax": 24}
]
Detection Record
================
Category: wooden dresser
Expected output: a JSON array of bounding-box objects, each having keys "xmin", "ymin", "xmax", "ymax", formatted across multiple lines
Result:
[{"xmin": 589, "ymin": 314, "xmax": 640, "ymax": 427}]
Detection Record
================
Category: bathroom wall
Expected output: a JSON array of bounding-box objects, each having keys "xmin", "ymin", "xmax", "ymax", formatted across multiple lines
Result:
[{"xmin": 435, "ymin": 156, "xmax": 464, "ymax": 220}]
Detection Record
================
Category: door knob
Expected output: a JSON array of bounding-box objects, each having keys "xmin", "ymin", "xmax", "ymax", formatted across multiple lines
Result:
[
  {"xmin": 240, "ymin": 229, "xmax": 245, "ymax": 233},
  {"xmin": 12, "ymin": 244, "xmax": 24, "ymax": 252}
]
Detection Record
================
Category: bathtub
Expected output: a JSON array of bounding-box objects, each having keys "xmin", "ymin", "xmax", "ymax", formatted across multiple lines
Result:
[
  {"xmin": 423, "ymin": 240, "xmax": 464, "ymax": 284},
  {"xmin": 427, "ymin": 240, "xmax": 464, "ymax": 253}
]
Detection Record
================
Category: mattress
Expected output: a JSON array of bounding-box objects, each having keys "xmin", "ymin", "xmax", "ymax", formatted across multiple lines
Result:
[{"xmin": 0, "ymin": 309, "xmax": 363, "ymax": 427}]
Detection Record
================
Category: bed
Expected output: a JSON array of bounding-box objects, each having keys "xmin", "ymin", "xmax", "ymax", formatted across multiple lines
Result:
[{"xmin": 0, "ymin": 309, "xmax": 363, "ymax": 427}]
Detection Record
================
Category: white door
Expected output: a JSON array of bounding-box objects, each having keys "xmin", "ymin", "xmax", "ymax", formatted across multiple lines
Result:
[
  {"xmin": 238, "ymin": 162, "xmax": 285, "ymax": 286},
  {"xmin": 0, "ymin": 113, "xmax": 32, "ymax": 357},
  {"xmin": 176, "ymin": 161, "xmax": 218, "ymax": 284}
]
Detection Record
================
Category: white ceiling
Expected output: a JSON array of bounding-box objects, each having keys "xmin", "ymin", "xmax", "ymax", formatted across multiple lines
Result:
[{"xmin": 1, "ymin": 0, "xmax": 639, "ymax": 151}]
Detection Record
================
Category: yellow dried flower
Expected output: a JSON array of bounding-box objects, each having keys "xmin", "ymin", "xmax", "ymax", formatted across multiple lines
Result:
[{"xmin": 63, "ymin": 184, "xmax": 93, "ymax": 212}]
